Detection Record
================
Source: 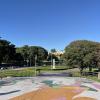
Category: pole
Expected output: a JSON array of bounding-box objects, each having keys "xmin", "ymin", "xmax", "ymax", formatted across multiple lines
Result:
[
  {"xmin": 35, "ymin": 55, "xmax": 37, "ymax": 76},
  {"xmin": 51, "ymin": 53, "xmax": 53, "ymax": 69},
  {"xmin": 30, "ymin": 57, "xmax": 31, "ymax": 67},
  {"xmin": 35, "ymin": 55, "xmax": 37, "ymax": 67},
  {"xmin": 27, "ymin": 59, "xmax": 28, "ymax": 67}
]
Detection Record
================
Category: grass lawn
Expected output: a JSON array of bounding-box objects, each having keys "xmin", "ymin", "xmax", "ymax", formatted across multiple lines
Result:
[
  {"xmin": 70, "ymin": 68, "xmax": 100, "ymax": 82},
  {"xmin": 0, "ymin": 66, "xmax": 68, "ymax": 78},
  {"xmin": 0, "ymin": 68, "xmax": 35, "ymax": 78},
  {"xmin": 0, "ymin": 66, "xmax": 100, "ymax": 82}
]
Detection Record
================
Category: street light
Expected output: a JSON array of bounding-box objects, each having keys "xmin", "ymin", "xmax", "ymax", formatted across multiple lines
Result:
[
  {"xmin": 50, "ymin": 52, "xmax": 53, "ymax": 68},
  {"xmin": 30, "ymin": 57, "xmax": 31, "ymax": 67},
  {"xmin": 35, "ymin": 55, "xmax": 37, "ymax": 67},
  {"xmin": 26, "ymin": 59, "xmax": 29, "ymax": 67},
  {"xmin": 35, "ymin": 55, "xmax": 37, "ymax": 76}
]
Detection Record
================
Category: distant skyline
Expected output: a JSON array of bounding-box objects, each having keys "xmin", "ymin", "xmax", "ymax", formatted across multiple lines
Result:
[{"xmin": 0, "ymin": 0, "xmax": 100, "ymax": 50}]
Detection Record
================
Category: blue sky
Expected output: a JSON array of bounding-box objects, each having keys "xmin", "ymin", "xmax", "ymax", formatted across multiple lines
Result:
[{"xmin": 0, "ymin": 0, "xmax": 100, "ymax": 50}]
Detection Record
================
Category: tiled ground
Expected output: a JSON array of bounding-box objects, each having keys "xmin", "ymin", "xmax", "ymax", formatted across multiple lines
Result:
[{"xmin": 0, "ymin": 77, "xmax": 100, "ymax": 100}]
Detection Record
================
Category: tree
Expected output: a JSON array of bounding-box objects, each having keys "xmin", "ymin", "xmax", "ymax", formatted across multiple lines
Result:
[
  {"xmin": 29, "ymin": 46, "xmax": 48, "ymax": 66},
  {"xmin": 63, "ymin": 40, "xmax": 100, "ymax": 74},
  {"xmin": 16, "ymin": 46, "xmax": 48, "ymax": 66},
  {"xmin": 14, "ymin": 53, "xmax": 24, "ymax": 66},
  {"xmin": 0, "ymin": 39, "xmax": 16, "ymax": 64},
  {"xmin": 51, "ymin": 49, "xmax": 56, "ymax": 53},
  {"xmin": 47, "ymin": 53, "xmax": 59, "ymax": 61},
  {"xmin": 16, "ymin": 45, "xmax": 29, "ymax": 60}
]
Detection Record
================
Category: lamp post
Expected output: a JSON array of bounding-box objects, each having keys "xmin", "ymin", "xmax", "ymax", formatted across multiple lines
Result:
[
  {"xmin": 35, "ymin": 55, "xmax": 37, "ymax": 76},
  {"xmin": 30, "ymin": 57, "xmax": 31, "ymax": 67},
  {"xmin": 50, "ymin": 52, "xmax": 53, "ymax": 69},
  {"xmin": 35, "ymin": 55, "xmax": 37, "ymax": 67},
  {"xmin": 26, "ymin": 59, "xmax": 29, "ymax": 67}
]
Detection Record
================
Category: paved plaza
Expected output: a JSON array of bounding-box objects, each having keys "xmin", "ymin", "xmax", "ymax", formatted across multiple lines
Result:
[{"xmin": 0, "ymin": 77, "xmax": 100, "ymax": 100}]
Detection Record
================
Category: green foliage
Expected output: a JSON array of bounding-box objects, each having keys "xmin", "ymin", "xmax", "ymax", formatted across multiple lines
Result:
[
  {"xmin": 0, "ymin": 68, "xmax": 35, "ymax": 78},
  {"xmin": 47, "ymin": 53, "xmax": 59, "ymax": 61},
  {"xmin": 63, "ymin": 40, "xmax": 100, "ymax": 74},
  {"xmin": 0, "ymin": 66, "xmax": 67, "ymax": 78},
  {"xmin": 0, "ymin": 39, "xmax": 16, "ymax": 64},
  {"xmin": 51, "ymin": 49, "xmax": 56, "ymax": 53},
  {"xmin": 16, "ymin": 46, "xmax": 48, "ymax": 66},
  {"xmin": 16, "ymin": 45, "xmax": 29, "ymax": 60}
]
